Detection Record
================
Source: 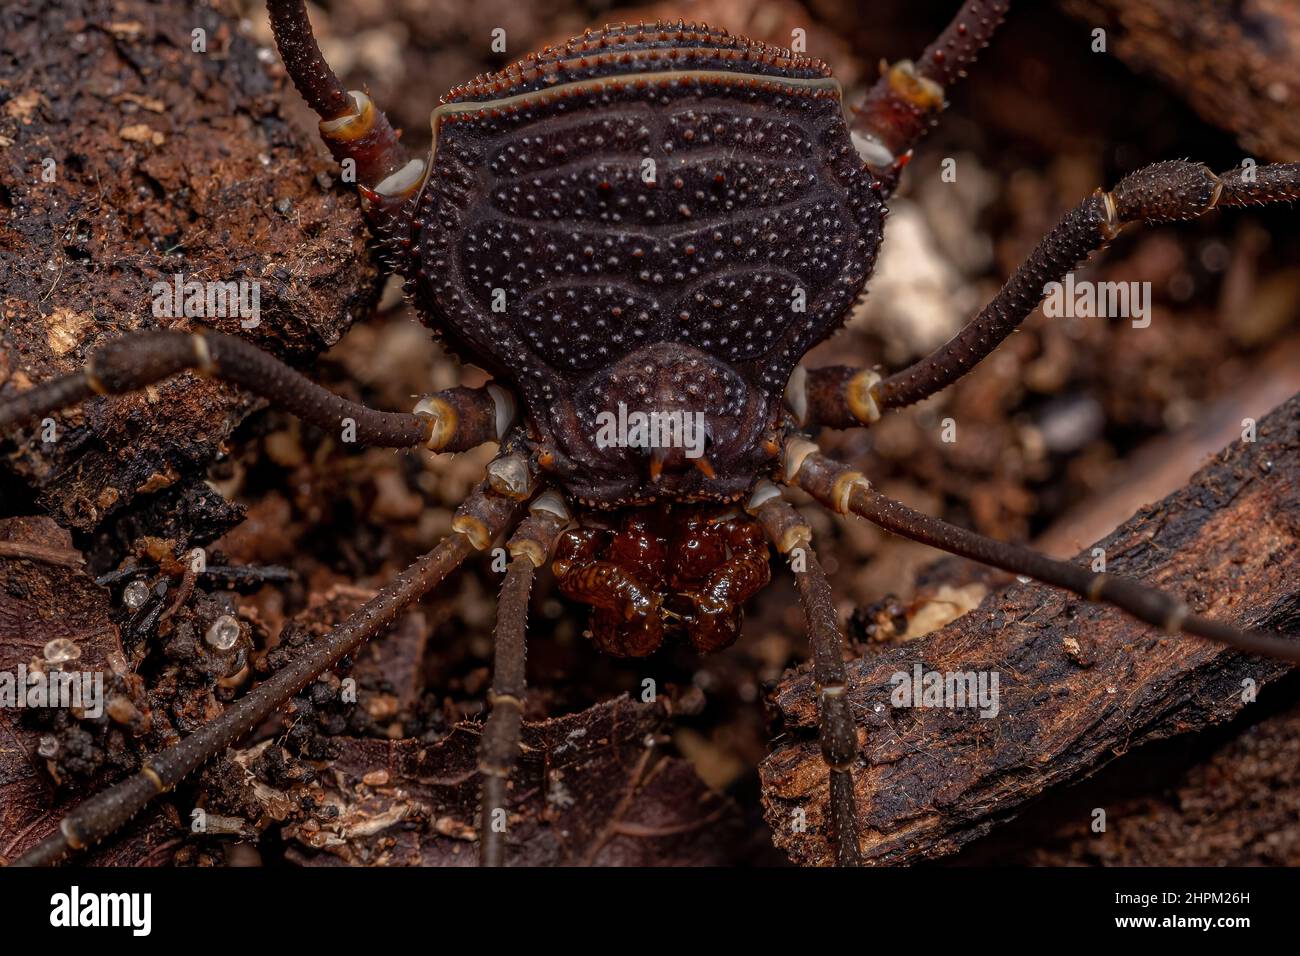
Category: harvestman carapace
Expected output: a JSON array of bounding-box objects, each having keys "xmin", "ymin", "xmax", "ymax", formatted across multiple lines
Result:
[{"xmin": 4, "ymin": 0, "xmax": 1299, "ymax": 867}]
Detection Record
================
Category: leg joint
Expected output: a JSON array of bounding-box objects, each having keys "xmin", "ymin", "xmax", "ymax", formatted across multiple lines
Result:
[
  {"xmin": 191, "ymin": 333, "xmax": 215, "ymax": 377},
  {"xmin": 140, "ymin": 763, "xmax": 166, "ymax": 793},
  {"xmin": 60, "ymin": 817, "xmax": 85, "ymax": 851},
  {"xmin": 846, "ymin": 369, "xmax": 883, "ymax": 425},
  {"xmin": 83, "ymin": 359, "xmax": 108, "ymax": 395},
  {"xmin": 1110, "ymin": 160, "xmax": 1221, "ymax": 225}
]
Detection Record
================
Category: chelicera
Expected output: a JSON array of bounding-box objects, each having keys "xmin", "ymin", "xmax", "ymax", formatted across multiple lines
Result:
[{"xmin": 5, "ymin": 0, "xmax": 1300, "ymax": 867}]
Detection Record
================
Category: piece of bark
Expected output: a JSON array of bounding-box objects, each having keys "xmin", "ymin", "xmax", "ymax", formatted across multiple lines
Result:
[
  {"xmin": 958, "ymin": 692, "xmax": 1300, "ymax": 866},
  {"xmin": 1061, "ymin": 0, "xmax": 1300, "ymax": 161},
  {"xmin": 349, "ymin": 609, "xmax": 430, "ymax": 728},
  {"xmin": 763, "ymin": 391, "xmax": 1300, "ymax": 866},
  {"xmin": 0, "ymin": 515, "xmax": 176, "ymax": 865},
  {"xmin": 0, "ymin": 0, "xmax": 379, "ymax": 531}
]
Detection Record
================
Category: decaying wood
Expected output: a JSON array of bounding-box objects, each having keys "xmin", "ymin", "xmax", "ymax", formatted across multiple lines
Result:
[
  {"xmin": 0, "ymin": 515, "xmax": 177, "ymax": 865},
  {"xmin": 1062, "ymin": 0, "xmax": 1300, "ymax": 161},
  {"xmin": 0, "ymin": 0, "xmax": 378, "ymax": 533},
  {"xmin": 0, "ymin": 517, "xmax": 741, "ymax": 867},
  {"xmin": 966, "ymin": 695, "xmax": 1300, "ymax": 865},
  {"xmin": 274, "ymin": 696, "xmax": 742, "ymax": 867},
  {"xmin": 764, "ymin": 392, "xmax": 1300, "ymax": 866}
]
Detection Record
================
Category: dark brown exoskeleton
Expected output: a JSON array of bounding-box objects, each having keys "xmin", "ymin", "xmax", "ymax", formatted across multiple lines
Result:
[{"xmin": 5, "ymin": 0, "xmax": 1300, "ymax": 867}]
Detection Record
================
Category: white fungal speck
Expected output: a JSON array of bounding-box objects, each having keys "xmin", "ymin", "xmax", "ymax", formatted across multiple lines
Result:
[
  {"xmin": 205, "ymin": 614, "xmax": 241, "ymax": 651},
  {"xmin": 43, "ymin": 638, "xmax": 80, "ymax": 664},
  {"xmin": 123, "ymin": 579, "xmax": 149, "ymax": 610}
]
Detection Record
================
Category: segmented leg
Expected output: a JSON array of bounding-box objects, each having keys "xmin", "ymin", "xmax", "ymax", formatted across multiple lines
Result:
[
  {"xmin": 749, "ymin": 486, "xmax": 862, "ymax": 866},
  {"xmin": 13, "ymin": 481, "xmax": 523, "ymax": 866},
  {"xmin": 784, "ymin": 444, "xmax": 1300, "ymax": 663},
  {"xmin": 478, "ymin": 493, "xmax": 570, "ymax": 867},
  {"xmin": 799, "ymin": 161, "xmax": 1300, "ymax": 423},
  {"xmin": 0, "ymin": 329, "xmax": 508, "ymax": 452},
  {"xmin": 267, "ymin": 0, "xmax": 409, "ymax": 189},
  {"xmin": 850, "ymin": 0, "xmax": 1010, "ymax": 193}
]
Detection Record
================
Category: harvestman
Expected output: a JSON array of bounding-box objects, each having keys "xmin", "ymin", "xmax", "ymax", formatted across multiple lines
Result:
[{"xmin": 3, "ymin": 0, "xmax": 1299, "ymax": 866}]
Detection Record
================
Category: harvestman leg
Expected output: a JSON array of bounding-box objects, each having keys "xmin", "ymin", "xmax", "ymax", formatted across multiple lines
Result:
[
  {"xmin": 795, "ymin": 161, "xmax": 1300, "ymax": 428},
  {"xmin": 267, "ymin": 0, "xmax": 409, "ymax": 188},
  {"xmin": 782, "ymin": 443, "xmax": 1300, "ymax": 664},
  {"xmin": 850, "ymin": 0, "xmax": 1010, "ymax": 194},
  {"xmin": 749, "ymin": 484, "xmax": 863, "ymax": 866},
  {"xmin": 478, "ymin": 492, "xmax": 571, "ymax": 867},
  {"xmin": 12, "ymin": 481, "xmax": 525, "ymax": 866},
  {"xmin": 0, "ymin": 328, "xmax": 508, "ymax": 452}
]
